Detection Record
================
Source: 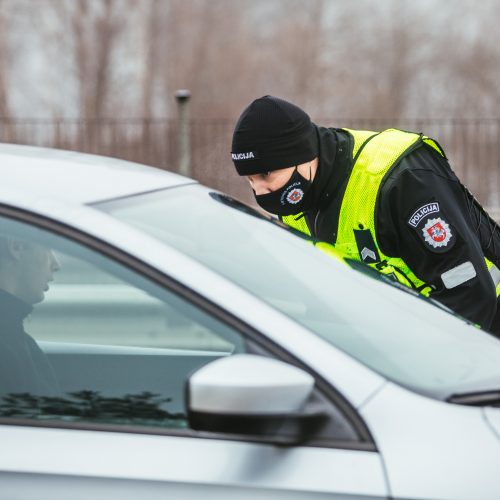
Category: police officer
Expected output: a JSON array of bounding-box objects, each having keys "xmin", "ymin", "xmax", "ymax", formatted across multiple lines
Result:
[{"xmin": 231, "ymin": 95, "xmax": 500, "ymax": 335}]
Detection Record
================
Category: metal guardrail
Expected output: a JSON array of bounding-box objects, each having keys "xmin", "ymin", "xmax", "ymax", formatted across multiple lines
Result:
[{"xmin": 0, "ymin": 117, "xmax": 499, "ymax": 216}]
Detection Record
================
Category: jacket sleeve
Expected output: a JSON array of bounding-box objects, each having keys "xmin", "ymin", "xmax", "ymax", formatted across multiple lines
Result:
[
  {"xmin": 377, "ymin": 144, "xmax": 498, "ymax": 330},
  {"xmin": 461, "ymin": 184, "xmax": 500, "ymax": 268}
]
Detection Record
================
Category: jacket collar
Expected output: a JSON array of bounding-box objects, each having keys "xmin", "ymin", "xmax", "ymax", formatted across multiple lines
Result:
[
  {"xmin": 0, "ymin": 289, "xmax": 33, "ymax": 326},
  {"xmin": 307, "ymin": 126, "xmax": 353, "ymax": 212}
]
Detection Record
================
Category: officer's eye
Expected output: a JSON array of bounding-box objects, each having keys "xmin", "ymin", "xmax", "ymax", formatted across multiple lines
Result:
[{"xmin": 261, "ymin": 172, "xmax": 271, "ymax": 179}]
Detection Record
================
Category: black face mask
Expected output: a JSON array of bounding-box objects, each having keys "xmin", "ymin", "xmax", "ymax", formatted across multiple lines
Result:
[{"xmin": 254, "ymin": 167, "xmax": 313, "ymax": 216}]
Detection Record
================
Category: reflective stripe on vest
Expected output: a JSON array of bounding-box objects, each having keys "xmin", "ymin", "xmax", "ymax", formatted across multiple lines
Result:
[{"xmin": 486, "ymin": 259, "xmax": 500, "ymax": 295}]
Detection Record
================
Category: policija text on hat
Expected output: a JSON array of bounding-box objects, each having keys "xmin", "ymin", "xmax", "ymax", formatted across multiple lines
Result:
[{"xmin": 231, "ymin": 95, "xmax": 500, "ymax": 336}]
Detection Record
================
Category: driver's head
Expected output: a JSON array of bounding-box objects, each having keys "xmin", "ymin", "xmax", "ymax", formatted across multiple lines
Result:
[{"xmin": 0, "ymin": 237, "xmax": 60, "ymax": 305}]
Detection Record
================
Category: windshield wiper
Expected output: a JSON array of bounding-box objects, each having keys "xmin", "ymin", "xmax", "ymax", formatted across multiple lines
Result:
[{"xmin": 447, "ymin": 390, "xmax": 500, "ymax": 406}]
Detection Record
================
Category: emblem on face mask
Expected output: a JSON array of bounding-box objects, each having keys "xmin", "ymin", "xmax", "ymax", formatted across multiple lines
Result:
[
  {"xmin": 255, "ymin": 170, "xmax": 312, "ymax": 216},
  {"xmin": 286, "ymin": 188, "xmax": 304, "ymax": 204},
  {"xmin": 279, "ymin": 181, "xmax": 304, "ymax": 206},
  {"xmin": 422, "ymin": 217, "xmax": 452, "ymax": 248}
]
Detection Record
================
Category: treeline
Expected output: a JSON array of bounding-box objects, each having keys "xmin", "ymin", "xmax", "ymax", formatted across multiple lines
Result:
[
  {"xmin": 1, "ymin": 0, "xmax": 499, "ymax": 121},
  {"xmin": 0, "ymin": 0, "xmax": 499, "ymax": 208}
]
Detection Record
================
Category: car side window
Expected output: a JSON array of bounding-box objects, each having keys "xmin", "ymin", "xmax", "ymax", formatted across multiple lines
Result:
[{"xmin": 0, "ymin": 215, "xmax": 246, "ymax": 429}]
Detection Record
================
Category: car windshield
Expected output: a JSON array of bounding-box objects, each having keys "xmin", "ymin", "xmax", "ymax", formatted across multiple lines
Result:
[{"xmin": 97, "ymin": 185, "xmax": 500, "ymax": 399}]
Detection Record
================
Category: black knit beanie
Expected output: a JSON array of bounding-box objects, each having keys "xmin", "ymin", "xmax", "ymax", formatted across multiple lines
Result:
[{"xmin": 231, "ymin": 95, "xmax": 318, "ymax": 176}]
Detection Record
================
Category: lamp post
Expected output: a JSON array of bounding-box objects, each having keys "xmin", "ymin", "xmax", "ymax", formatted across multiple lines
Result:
[{"xmin": 175, "ymin": 89, "xmax": 191, "ymax": 177}]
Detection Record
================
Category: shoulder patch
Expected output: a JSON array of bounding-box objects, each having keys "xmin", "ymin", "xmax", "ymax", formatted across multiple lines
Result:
[
  {"xmin": 407, "ymin": 202, "xmax": 440, "ymax": 227},
  {"xmin": 407, "ymin": 202, "xmax": 456, "ymax": 253},
  {"xmin": 422, "ymin": 217, "xmax": 453, "ymax": 248}
]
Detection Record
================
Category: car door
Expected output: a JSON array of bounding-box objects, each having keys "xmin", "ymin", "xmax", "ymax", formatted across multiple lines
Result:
[{"xmin": 0, "ymin": 210, "xmax": 389, "ymax": 499}]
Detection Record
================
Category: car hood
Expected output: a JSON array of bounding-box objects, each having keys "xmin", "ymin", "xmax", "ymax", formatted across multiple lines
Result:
[{"xmin": 483, "ymin": 407, "xmax": 500, "ymax": 440}]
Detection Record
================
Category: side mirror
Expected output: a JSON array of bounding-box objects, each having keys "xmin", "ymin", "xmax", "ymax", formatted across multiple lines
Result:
[{"xmin": 187, "ymin": 354, "xmax": 327, "ymax": 445}]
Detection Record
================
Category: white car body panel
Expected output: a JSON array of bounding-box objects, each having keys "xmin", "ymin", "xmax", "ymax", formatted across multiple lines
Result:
[
  {"xmin": 0, "ymin": 143, "xmax": 189, "ymax": 204},
  {"xmin": 484, "ymin": 407, "xmax": 500, "ymax": 439},
  {"xmin": 361, "ymin": 382, "xmax": 500, "ymax": 499},
  {"xmin": 0, "ymin": 425, "xmax": 388, "ymax": 499}
]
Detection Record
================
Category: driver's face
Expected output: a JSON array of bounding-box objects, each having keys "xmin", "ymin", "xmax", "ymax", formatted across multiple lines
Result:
[{"xmin": 17, "ymin": 244, "xmax": 60, "ymax": 304}]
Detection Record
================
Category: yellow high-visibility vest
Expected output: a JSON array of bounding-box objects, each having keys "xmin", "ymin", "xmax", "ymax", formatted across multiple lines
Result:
[{"xmin": 283, "ymin": 128, "xmax": 500, "ymax": 297}]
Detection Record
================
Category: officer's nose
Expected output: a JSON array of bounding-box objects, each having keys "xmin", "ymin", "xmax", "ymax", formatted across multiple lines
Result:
[
  {"xmin": 247, "ymin": 176, "xmax": 273, "ymax": 195},
  {"xmin": 253, "ymin": 183, "xmax": 273, "ymax": 195}
]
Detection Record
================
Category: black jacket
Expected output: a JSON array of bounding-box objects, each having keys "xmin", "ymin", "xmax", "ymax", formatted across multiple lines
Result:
[
  {"xmin": 0, "ymin": 289, "xmax": 60, "ymax": 402},
  {"xmin": 300, "ymin": 126, "xmax": 500, "ymax": 333}
]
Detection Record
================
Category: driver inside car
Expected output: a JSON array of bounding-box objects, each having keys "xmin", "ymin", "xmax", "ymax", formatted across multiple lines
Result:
[{"xmin": 0, "ymin": 236, "xmax": 61, "ymax": 399}]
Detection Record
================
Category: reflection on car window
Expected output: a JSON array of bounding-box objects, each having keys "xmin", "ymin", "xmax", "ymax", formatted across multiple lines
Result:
[
  {"xmin": 210, "ymin": 193, "xmax": 465, "ymax": 314},
  {"xmin": 0, "ymin": 215, "xmax": 247, "ymax": 429},
  {"xmin": 98, "ymin": 185, "xmax": 500, "ymax": 399}
]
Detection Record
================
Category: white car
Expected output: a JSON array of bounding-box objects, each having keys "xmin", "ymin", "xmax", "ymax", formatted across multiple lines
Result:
[{"xmin": 1, "ymin": 144, "xmax": 500, "ymax": 500}]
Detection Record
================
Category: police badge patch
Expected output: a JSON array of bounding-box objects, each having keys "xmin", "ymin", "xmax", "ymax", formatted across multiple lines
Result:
[
  {"xmin": 422, "ymin": 218, "xmax": 452, "ymax": 248},
  {"xmin": 407, "ymin": 202, "xmax": 456, "ymax": 253}
]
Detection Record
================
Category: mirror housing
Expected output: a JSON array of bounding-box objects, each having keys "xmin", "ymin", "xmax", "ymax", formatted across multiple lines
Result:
[{"xmin": 187, "ymin": 354, "xmax": 327, "ymax": 444}]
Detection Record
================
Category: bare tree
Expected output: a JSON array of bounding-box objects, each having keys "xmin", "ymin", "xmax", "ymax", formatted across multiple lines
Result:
[
  {"xmin": 66, "ymin": 0, "xmax": 124, "ymax": 120},
  {"xmin": 38, "ymin": 0, "xmax": 136, "ymax": 152},
  {"xmin": 140, "ymin": 0, "xmax": 160, "ymax": 120}
]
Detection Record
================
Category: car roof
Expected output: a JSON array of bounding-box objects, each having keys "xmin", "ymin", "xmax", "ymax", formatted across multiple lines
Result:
[{"xmin": 0, "ymin": 143, "xmax": 193, "ymax": 204}]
